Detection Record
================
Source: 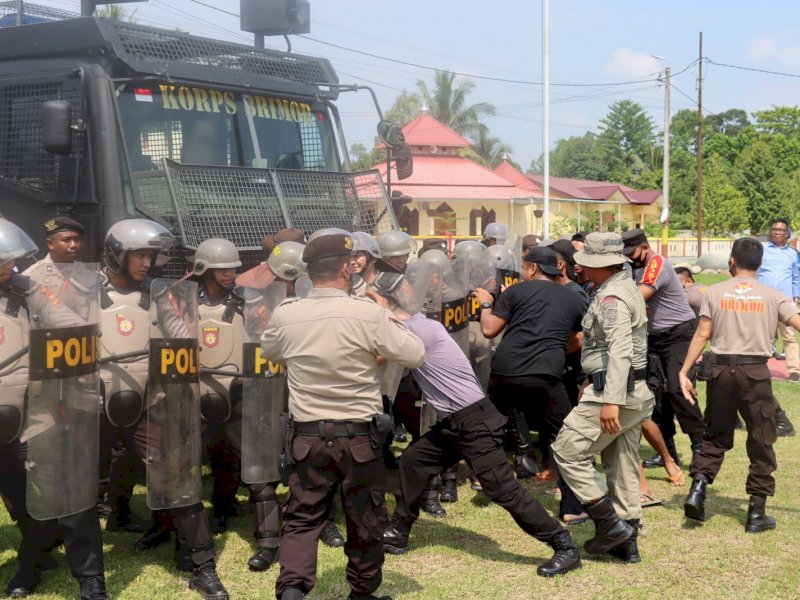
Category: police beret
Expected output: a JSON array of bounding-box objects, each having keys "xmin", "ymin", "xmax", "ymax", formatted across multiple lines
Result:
[
  {"xmin": 302, "ymin": 233, "xmax": 354, "ymax": 263},
  {"xmin": 621, "ymin": 229, "xmax": 648, "ymax": 255},
  {"xmin": 43, "ymin": 216, "xmax": 84, "ymax": 236}
]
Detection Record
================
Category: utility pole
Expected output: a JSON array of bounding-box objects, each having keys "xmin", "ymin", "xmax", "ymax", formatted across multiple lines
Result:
[
  {"xmin": 15, "ymin": 0, "xmax": 23, "ymax": 26},
  {"xmin": 661, "ymin": 66, "xmax": 671, "ymax": 257},
  {"xmin": 696, "ymin": 32, "xmax": 704, "ymax": 258},
  {"xmin": 542, "ymin": 0, "xmax": 550, "ymax": 239}
]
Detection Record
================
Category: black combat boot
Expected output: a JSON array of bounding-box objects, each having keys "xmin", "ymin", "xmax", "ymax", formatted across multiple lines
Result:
[
  {"xmin": 440, "ymin": 478, "xmax": 458, "ymax": 503},
  {"xmin": 684, "ymin": 474, "xmax": 708, "ymax": 522},
  {"xmin": 281, "ymin": 588, "xmax": 305, "ymax": 600},
  {"xmin": 6, "ymin": 562, "xmax": 41, "ymax": 598},
  {"xmin": 607, "ymin": 519, "xmax": 642, "ymax": 563},
  {"xmin": 105, "ymin": 505, "xmax": 150, "ymax": 533},
  {"xmin": 536, "ymin": 530, "xmax": 582, "ymax": 577},
  {"xmin": 383, "ymin": 514, "xmax": 412, "ymax": 555},
  {"xmin": 506, "ymin": 410, "xmax": 539, "ymax": 478},
  {"xmin": 348, "ymin": 594, "xmax": 392, "ymax": 600},
  {"xmin": 77, "ymin": 574, "xmax": 107, "ymax": 600},
  {"xmin": 583, "ymin": 497, "xmax": 634, "ymax": 554},
  {"xmin": 745, "ymin": 495, "xmax": 777, "ymax": 533},
  {"xmin": 776, "ymin": 409, "xmax": 795, "ymax": 437},
  {"xmin": 320, "ymin": 521, "xmax": 345, "ymax": 547},
  {"xmin": 189, "ymin": 561, "xmax": 229, "ymax": 600},
  {"xmin": 248, "ymin": 546, "xmax": 278, "ymax": 571},
  {"xmin": 134, "ymin": 521, "xmax": 171, "ymax": 551}
]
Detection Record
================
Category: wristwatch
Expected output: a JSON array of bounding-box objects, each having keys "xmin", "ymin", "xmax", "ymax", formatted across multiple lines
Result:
[{"xmin": 481, "ymin": 301, "xmax": 493, "ymax": 309}]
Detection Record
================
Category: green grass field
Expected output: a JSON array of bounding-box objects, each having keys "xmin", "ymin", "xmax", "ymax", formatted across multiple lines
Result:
[{"xmin": 2, "ymin": 380, "xmax": 798, "ymax": 599}]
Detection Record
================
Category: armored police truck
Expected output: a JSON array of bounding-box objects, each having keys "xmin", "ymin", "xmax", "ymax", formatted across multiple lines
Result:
[{"xmin": 0, "ymin": 2, "xmax": 408, "ymax": 276}]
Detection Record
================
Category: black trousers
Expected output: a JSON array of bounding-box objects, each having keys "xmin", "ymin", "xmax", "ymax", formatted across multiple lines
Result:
[
  {"xmin": 488, "ymin": 373, "xmax": 584, "ymax": 517},
  {"xmin": 276, "ymin": 431, "xmax": 387, "ymax": 599},
  {"xmin": 0, "ymin": 441, "xmax": 103, "ymax": 577},
  {"xmin": 691, "ymin": 363, "xmax": 778, "ymax": 497},
  {"xmin": 395, "ymin": 398, "xmax": 563, "ymax": 543},
  {"xmin": 649, "ymin": 320, "xmax": 705, "ymax": 438}
]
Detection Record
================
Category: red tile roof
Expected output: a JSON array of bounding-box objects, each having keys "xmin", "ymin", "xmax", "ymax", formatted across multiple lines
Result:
[
  {"xmin": 398, "ymin": 114, "xmax": 472, "ymax": 148},
  {"xmin": 624, "ymin": 190, "xmax": 662, "ymax": 205},
  {"xmin": 376, "ymin": 155, "xmax": 532, "ymax": 200}
]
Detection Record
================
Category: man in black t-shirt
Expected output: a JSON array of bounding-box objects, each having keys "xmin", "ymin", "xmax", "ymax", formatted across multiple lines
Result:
[{"xmin": 475, "ymin": 247, "xmax": 588, "ymax": 524}]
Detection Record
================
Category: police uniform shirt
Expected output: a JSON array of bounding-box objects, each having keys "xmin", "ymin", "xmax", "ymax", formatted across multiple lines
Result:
[
  {"xmin": 700, "ymin": 276, "xmax": 799, "ymax": 356},
  {"xmin": 260, "ymin": 288, "xmax": 425, "ymax": 423},
  {"xmin": 21, "ymin": 253, "xmax": 56, "ymax": 277},
  {"xmin": 684, "ymin": 282, "xmax": 708, "ymax": 317},
  {"xmin": 634, "ymin": 254, "xmax": 696, "ymax": 332}
]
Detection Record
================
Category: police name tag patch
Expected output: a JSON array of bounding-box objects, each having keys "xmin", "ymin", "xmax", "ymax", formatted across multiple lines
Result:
[{"xmin": 601, "ymin": 295, "xmax": 619, "ymax": 325}]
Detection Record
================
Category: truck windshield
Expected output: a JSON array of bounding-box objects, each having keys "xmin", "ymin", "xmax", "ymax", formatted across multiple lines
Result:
[{"xmin": 116, "ymin": 82, "xmax": 340, "ymax": 173}]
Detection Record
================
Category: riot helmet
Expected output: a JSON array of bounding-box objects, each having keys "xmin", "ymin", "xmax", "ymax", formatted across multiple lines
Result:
[
  {"xmin": 484, "ymin": 244, "xmax": 516, "ymax": 271},
  {"xmin": 377, "ymin": 230, "xmax": 417, "ymax": 257},
  {"xmin": 453, "ymin": 239, "xmax": 486, "ymax": 261},
  {"xmin": 193, "ymin": 238, "xmax": 241, "ymax": 276},
  {"xmin": 417, "ymin": 248, "xmax": 453, "ymax": 279},
  {"xmin": 373, "ymin": 271, "xmax": 421, "ymax": 315},
  {"xmin": 350, "ymin": 231, "xmax": 381, "ymax": 260},
  {"xmin": 0, "ymin": 218, "xmax": 38, "ymax": 265},
  {"xmin": 308, "ymin": 227, "xmax": 350, "ymax": 242},
  {"xmin": 267, "ymin": 241, "xmax": 307, "ymax": 281},
  {"xmin": 104, "ymin": 218, "xmax": 173, "ymax": 275},
  {"xmin": 482, "ymin": 222, "xmax": 508, "ymax": 246}
]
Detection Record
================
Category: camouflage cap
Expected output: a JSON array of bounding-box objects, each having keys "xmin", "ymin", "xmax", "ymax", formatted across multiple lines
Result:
[{"xmin": 574, "ymin": 232, "xmax": 630, "ymax": 268}]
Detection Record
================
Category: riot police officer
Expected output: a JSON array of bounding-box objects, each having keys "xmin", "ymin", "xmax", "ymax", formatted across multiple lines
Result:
[
  {"xmin": 552, "ymin": 233, "xmax": 654, "ymax": 563},
  {"xmin": 99, "ymin": 219, "xmax": 228, "ymax": 599},
  {"xmin": 0, "ymin": 218, "xmax": 108, "ymax": 599},
  {"xmin": 350, "ymin": 232, "xmax": 382, "ymax": 297},
  {"xmin": 376, "ymin": 230, "xmax": 417, "ymax": 274}
]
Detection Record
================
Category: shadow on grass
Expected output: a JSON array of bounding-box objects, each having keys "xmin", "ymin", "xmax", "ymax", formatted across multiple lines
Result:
[{"xmin": 313, "ymin": 564, "xmax": 423, "ymax": 599}]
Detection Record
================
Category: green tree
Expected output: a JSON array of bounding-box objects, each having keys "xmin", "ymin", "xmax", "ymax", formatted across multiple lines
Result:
[
  {"xmin": 753, "ymin": 106, "xmax": 800, "ymax": 139},
  {"xmin": 383, "ymin": 91, "xmax": 422, "ymax": 127},
  {"xmin": 549, "ymin": 133, "xmax": 606, "ymax": 180},
  {"xmin": 597, "ymin": 100, "xmax": 657, "ymax": 182},
  {"xmin": 706, "ymin": 109, "xmax": 751, "ymax": 137},
  {"xmin": 733, "ymin": 140, "xmax": 793, "ymax": 233},
  {"xmin": 701, "ymin": 154, "xmax": 749, "ymax": 235},
  {"xmin": 462, "ymin": 129, "xmax": 513, "ymax": 169},
  {"xmin": 349, "ymin": 143, "xmax": 383, "ymax": 171},
  {"xmin": 96, "ymin": 4, "xmax": 137, "ymax": 21},
  {"xmin": 416, "ymin": 71, "xmax": 495, "ymax": 137}
]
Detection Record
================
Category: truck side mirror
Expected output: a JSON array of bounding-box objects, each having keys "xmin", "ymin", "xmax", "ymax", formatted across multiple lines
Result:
[
  {"xmin": 42, "ymin": 101, "xmax": 73, "ymax": 155},
  {"xmin": 391, "ymin": 144, "xmax": 413, "ymax": 180},
  {"xmin": 377, "ymin": 120, "xmax": 405, "ymax": 150}
]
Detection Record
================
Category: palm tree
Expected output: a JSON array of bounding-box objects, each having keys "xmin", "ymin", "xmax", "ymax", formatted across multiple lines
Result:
[
  {"xmin": 416, "ymin": 71, "xmax": 496, "ymax": 137},
  {"xmin": 464, "ymin": 129, "xmax": 513, "ymax": 169}
]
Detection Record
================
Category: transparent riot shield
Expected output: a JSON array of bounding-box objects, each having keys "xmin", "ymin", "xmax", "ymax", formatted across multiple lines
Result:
[
  {"xmin": 467, "ymin": 254, "xmax": 498, "ymax": 392},
  {"xmin": 441, "ymin": 257, "xmax": 470, "ymax": 357},
  {"xmin": 240, "ymin": 282, "xmax": 288, "ymax": 485},
  {"xmin": 146, "ymin": 279, "xmax": 202, "ymax": 510},
  {"xmin": 487, "ymin": 244, "xmax": 521, "ymax": 290},
  {"xmin": 26, "ymin": 262, "xmax": 101, "ymax": 520},
  {"xmin": 294, "ymin": 275, "xmax": 313, "ymax": 299}
]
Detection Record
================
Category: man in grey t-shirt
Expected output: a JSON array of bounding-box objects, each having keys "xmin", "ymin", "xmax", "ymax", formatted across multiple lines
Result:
[
  {"xmin": 371, "ymin": 272, "xmax": 581, "ymax": 579},
  {"xmin": 622, "ymin": 230, "xmax": 705, "ymax": 468}
]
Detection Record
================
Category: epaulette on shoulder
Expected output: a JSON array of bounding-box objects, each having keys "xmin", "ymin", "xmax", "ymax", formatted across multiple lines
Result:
[{"xmin": 9, "ymin": 273, "xmax": 30, "ymax": 296}]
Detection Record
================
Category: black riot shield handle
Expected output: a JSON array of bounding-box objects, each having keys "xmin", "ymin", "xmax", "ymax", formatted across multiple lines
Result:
[
  {"xmin": 0, "ymin": 345, "xmax": 28, "ymax": 375},
  {"xmin": 97, "ymin": 349, "xmax": 149, "ymax": 364}
]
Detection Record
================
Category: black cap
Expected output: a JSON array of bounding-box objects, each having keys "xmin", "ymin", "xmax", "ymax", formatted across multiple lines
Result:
[
  {"xmin": 302, "ymin": 233, "xmax": 354, "ymax": 263},
  {"xmin": 551, "ymin": 239, "xmax": 576, "ymax": 267},
  {"xmin": 621, "ymin": 229, "xmax": 648, "ymax": 255},
  {"xmin": 523, "ymin": 246, "xmax": 560, "ymax": 276},
  {"xmin": 43, "ymin": 216, "xmax": 84, "ymax": 236},
  {"xmin": 418, "ymin": 238, "xmax": 447, "ymax": 257}
]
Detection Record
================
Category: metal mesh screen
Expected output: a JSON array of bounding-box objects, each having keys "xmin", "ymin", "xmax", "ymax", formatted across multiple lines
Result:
[
  {"xmin": 161, "ymin": 160, "xmax": 396, "ymax": 252},
  {"xmin": 0, "ymin": 77, "xmax": 84, "ymax": 198},
  {"xmin": 279, "ymin": 170, "xmax": 396, "ymax": 236},
  {"xmin": 109, "ymin": 21, "xmax": 336, "ymax": 86},
  {"xmin": 0, "ymin": 1, "xmax": 77, "ymax": 22}
]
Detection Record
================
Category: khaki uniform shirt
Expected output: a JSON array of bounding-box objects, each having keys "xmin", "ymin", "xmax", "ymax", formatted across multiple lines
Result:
[
  {"xmin": 684, "ymin": 282, "xmax": 708, "ymax": 317},
  {"xmin": 701, "ymin": 276, "xmax": 799, "ymax": 356},
  {"xmin": 260, "ymin": 288, "xmax": 425, "ymax": 423},
  {"xmin": 581, "ymin": 270, "xmax": 652, "ymax": 407}
]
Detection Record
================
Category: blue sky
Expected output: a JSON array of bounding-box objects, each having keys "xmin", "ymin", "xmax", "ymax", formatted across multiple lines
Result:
[{"xmin": 29, "ymin": 0, "xmax": 800, "ymax": 169}]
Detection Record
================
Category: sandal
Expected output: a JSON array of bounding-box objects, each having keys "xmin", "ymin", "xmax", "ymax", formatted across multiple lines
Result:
[
  {"xmin": 667, "ymin": 470, "xmax": 686, "ymax": 487},
  {"xmin": 561, "ymin": 512, "xmax": 589, "ymax": 525},
  {"xmin": 640, "ymin": 493, "xmax": 664, "ymax": 508}
]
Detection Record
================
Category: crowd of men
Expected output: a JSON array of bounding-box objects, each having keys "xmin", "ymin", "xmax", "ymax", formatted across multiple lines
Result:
[{"xmin": 0, "ymin": 212, "xmax": 797, "ymax": 600}]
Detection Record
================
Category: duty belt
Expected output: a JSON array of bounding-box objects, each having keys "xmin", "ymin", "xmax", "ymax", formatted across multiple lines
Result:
[
  {"xmin": 589, "ymin": 367, "xmax": 648, "ymax": 392},
  {"xmin": 294, "ymin": 420, "xmax": 371, "ymax": 438},
  {"xmin": 711, "ymin": 354, "xmax": 768, "ymax": 365},
  {"xmin": 649, "ymin": 318, "xmax": 698, "ymax": 339}
]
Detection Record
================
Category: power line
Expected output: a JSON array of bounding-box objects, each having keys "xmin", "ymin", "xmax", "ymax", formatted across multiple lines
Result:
[
  {"xmin": 670, "ymin": 82, "xmax": 714, "ymax": 116},
  {"xmin": 706, "ymin": 58, "xmax": 800, "ymax": 79},
  {"xmin": 186, "ymin": 0, "xmax": 239, "ymax": 18}
]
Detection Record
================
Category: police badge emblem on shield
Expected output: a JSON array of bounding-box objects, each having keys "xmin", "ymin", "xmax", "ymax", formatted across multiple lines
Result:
[
  {"xmin": 117, "ymin": 314, "xmax": 135, "ymax": 336},
  {"xmin": 202, "ymin": 326, "xmax": 220, "ymax": 349}
]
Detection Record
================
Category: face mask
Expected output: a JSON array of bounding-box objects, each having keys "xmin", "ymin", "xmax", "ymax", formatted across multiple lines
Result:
[{"xmin": 630, "ymin": 256, "xmax": 646, "ymax": 270}]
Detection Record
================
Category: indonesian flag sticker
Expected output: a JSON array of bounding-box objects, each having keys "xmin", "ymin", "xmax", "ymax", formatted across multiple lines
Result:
[{"xmin": 134, "ymin": 87, "xmax": 153, "ymax": 102}]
